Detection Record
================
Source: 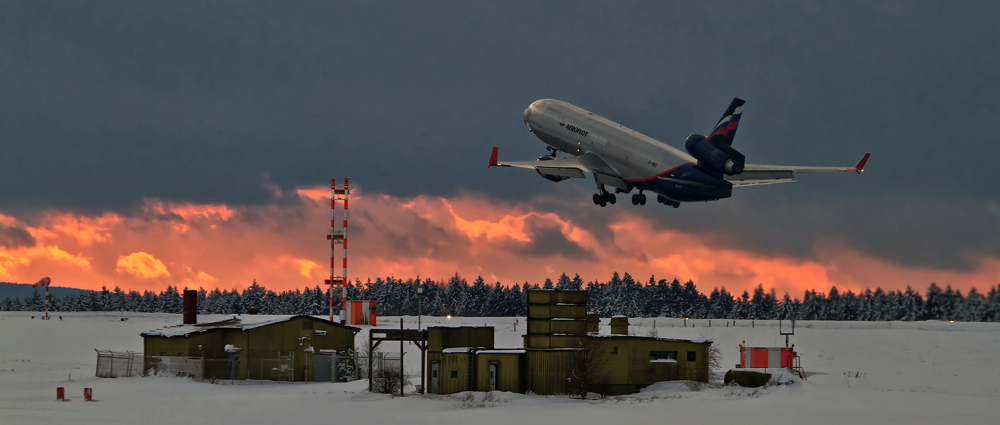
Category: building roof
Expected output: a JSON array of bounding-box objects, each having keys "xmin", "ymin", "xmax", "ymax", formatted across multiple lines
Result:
[{"xmin": 141, "ymin": 314, "xmax": 360, "ymax": 338}]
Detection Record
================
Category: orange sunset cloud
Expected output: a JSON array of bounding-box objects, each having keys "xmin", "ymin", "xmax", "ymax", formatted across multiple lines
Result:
[
  {"xmin": 116, "ymin": 252, "xmax": 171, "ymax": 279},
  {"xmin": 0, "ymin": 190, "xmax": 995, "ymax": 297}
]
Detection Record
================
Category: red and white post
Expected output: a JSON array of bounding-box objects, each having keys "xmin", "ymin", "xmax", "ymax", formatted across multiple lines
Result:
[
  {"xmin": 325, "ymin": 177, "xmax": 350, "ymax": 324},
  {"xmin": 33, "ymin": 277, "xmax": 51, "ymax": 320}
]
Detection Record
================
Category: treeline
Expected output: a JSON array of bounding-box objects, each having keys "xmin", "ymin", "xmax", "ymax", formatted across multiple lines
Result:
[{"xmin": 2, "ymin": 273, "xmax": 1000, "ymax": 322}]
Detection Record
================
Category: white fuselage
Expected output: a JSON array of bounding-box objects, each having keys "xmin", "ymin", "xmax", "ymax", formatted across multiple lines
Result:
[{"xmin": 523, "ymin": 99, "xmax": 697, "ymax": 182}]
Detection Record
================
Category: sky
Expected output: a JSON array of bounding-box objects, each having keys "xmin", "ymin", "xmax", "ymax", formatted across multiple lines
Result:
[{"xmin": 1, "ymin": 1, "xmax": 998, "ymax": 297}]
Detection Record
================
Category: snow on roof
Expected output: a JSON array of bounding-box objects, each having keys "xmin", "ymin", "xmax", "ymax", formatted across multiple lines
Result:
[
  {"xmin": 590, "ymin": 334, "xmax": 708, "ymax": 344},
  {"xmin": 141, "ymin": 315, "xmax": 355, "ymax": 337},
  {"xmin": 476, "ymin": 350, "xmax": 526, "ymax": 355},
  {"xmin": 649, "ymin": 359, "xmax": 677, "ymax": 363},
  {"xmin": 442, "ymin": 347, "xmax": 483, "ymax": 353},
  {"xmin": 611, "ymin": 315, "xmax": 627, "ymax": 318}
]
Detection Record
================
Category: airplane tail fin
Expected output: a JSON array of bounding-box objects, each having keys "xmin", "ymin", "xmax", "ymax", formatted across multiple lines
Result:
[
  {"xmin": 488, "ymin": 146, "xmax": 499, "ymax": 168},
  {"xmin": 709, "ymin": 98, "xmax": 746, "ymax": 146}
]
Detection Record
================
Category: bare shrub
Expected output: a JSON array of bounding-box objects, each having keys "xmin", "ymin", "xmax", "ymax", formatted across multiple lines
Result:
[
  {"xmin": 371, "ymin": 365, "xmax": 411, "ymax": 395},
  {"xmin": 709, "ymin": 343, "xmax": 724, "ymax": 372},
  {"xmin": 568, "ymin": 336, "xmax": 610, "ymax": 399}
]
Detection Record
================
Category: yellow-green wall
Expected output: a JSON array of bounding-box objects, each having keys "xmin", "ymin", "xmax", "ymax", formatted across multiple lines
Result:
[
  {"xmin": 142, "ymin": 316, "xmax": 358, "ymax": 381},
  {"xmin": 475, "ymin": 352, "xmax": 523, "ymax": 393}
]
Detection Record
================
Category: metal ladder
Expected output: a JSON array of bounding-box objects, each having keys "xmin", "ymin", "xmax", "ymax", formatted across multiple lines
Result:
[
  {"xmin": 790, "ymin": 354, "xmax": 806, "ymax": 379},
  {"xmin": 467, "ymin": 349, "xmax": 475, "ymax": 390}
]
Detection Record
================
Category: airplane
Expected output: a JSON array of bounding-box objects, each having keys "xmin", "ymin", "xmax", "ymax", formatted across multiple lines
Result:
[{"xmin": 488, "ymin": 98, "xmax": 869, "ymax": 208}]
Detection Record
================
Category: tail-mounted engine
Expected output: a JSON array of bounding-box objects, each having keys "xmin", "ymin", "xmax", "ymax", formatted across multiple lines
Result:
[
  {"xmin": 685, "ymin": 134, "xmax": 745, "ymax": 176},
  {"xmin": 536, "ymin": 155, "xmax": 569, "ymax": 182}
]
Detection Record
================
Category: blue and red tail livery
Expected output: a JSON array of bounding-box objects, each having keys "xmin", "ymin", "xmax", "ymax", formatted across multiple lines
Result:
[{"xmin": 709, "ymin": 97, "xmax": 746, "ymax": 146}]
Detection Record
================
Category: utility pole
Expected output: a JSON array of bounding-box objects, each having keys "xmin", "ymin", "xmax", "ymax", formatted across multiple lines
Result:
[
  {"xmin": 399, "ymin": 317, "xmax": 406, "ymax": 397},
  {"xmin": 417, "ymin": 286, "xmax": 424, "ymax": 329}
]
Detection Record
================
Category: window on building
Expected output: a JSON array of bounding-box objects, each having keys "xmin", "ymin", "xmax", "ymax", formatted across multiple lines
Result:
[
  {"xmin": 178, "ymin": 352, "xmax": 185, "ymax": 357},
  {"xmin": 650, "ymin": 351, "xmax": 677, "ymax": 361},
  {"xmin": 687, "ymin": 351, "xmax": 696, "ymax": 362},
  {"xmin": 451, "ymin": 371, "xmax": 458, "ymax": 378},
  {"xmin": 160, "ymin": 352, "xmax": 167, "ymax": 356},
  {"xmin": 612, "ymin": 346, "xmax": 618, "ymax": 354}
]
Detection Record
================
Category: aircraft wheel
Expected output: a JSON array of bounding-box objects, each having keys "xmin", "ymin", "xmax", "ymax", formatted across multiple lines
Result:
[
  {"xmin": 639, "ymin": 194, "xmax": 647, "ymax": 205},
  {"xmin": 599, "ymin": 199, "xmax": 607, "ymax": 207},
  {"xmin": 672, "ymin": 203, "xmax": 680, "ymax": 208},
  {"xmin": 608, "ymin": 193, "xmax": 616, "ymax": 205},
  {"xmin": 656, "ymin": 195, "xmax": 666, "ymax": 204},
  {"xmin": 631, "ymin": 194, "xmax": 639, "ymax": 205},
  {"xmin": 593, "ymin": 193, "xmax": 601, "ymax": 205}
]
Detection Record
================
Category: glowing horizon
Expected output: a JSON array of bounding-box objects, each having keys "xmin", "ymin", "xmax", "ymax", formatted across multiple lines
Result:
[{"xmin": 1, "ymin": 186, "xmax": 997, "ymax": 298}]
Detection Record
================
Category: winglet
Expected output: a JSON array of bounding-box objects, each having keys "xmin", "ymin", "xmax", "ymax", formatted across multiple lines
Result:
[
  {"xmin": 848, "ymin": 153, "xmax": 870, "ymax": 174},
  {"xmin": 488, "ymin": 146, "xmax": 499, "ymax": 168}
]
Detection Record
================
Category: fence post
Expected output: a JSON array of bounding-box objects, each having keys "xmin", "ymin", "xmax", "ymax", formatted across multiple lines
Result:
[{"xmin": 368, "ymin": 338, "xmax": 374, "ymax": 392}]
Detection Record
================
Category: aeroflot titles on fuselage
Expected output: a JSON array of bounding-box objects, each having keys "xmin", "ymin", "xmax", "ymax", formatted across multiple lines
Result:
[{"xmin": 560, "ymin": 122, "xmax": 589, "ymax": 137}]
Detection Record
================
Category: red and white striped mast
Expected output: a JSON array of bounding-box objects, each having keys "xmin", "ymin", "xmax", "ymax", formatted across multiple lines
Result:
[
  {"xmin": 326, "ymin": 177, "xmax": 349, "ymax": 324},
  {"xmin": 33, "ymin": 277, "xmax": 51, "ymax": 320}
]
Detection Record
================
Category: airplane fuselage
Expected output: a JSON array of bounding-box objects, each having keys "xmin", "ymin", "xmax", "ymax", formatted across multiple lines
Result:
[{"xmin": 523, "ymin": 99, "xmax": 732, "ymax": 202}]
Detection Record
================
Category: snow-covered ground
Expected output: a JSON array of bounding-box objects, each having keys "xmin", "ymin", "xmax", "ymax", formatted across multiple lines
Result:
[{"xmin": 1, "ymin": 312, "xmax": 997, "ymax": 424}]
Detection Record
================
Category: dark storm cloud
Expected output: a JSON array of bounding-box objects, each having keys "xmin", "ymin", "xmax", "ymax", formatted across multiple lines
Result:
[
  {"xmin": 0, "ymin": 224, "xmax": 35, "ymax": 249},
  {"xmin": 516, "ymin": 216, "xmax": 596, "ymax": 261},
  {"xmin": 2, "ymin": 1, "xmax": 998, "ymax": 271}
]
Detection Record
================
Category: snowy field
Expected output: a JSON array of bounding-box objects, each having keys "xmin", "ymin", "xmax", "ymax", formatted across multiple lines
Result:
[{"xmin": 1, "ymin": 312, "xmax": 997, "ymax": 425}]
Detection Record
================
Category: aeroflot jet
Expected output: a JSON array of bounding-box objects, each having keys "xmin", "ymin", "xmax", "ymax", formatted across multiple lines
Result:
[{"xmin": 488, "ymin": 98, "xmax": 869, "ymax": 208}]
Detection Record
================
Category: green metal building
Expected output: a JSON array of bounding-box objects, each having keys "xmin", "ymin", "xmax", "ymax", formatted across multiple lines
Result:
[
  {"xmin": 425, "ymin": 290, "xmax": 711, "ymax": 396},
  {"xmin": 142, "ymin": 315, "xmax": 360, "ymax": 381}
]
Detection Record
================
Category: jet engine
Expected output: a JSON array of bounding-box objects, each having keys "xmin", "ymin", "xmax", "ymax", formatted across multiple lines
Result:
[
  {"xmin": 684, "ymin": 134, "xmax": 745, "ymax": 176},
  {"xmin": 535, "ymin": 155, "xmax": 569, "ymax": 182}
]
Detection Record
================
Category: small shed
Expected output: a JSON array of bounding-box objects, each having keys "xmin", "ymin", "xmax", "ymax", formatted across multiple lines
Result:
[
  {"xmin": 425, "ymin": 326, "xmax": 494, "ymax": 394},
  {"xmin": 475, "ymin": 350, "xmax": 525, "ymax": 393},
  {"xmin": 588, "ymin": 335, "xmax": 710, "ymax": 395}
]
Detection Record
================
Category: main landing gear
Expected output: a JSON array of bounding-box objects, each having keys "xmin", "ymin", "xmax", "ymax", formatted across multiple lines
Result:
[
  {"xmin": 656, "ymin": 195, "xmax": 681, "ymax": 208},
  {"xmin": 593, "ymin": 190, "xmax": 616, "ymax": 207},
  {"xmin": 631, "ymin": 192, "xmax": 647, "ymax": 206}
]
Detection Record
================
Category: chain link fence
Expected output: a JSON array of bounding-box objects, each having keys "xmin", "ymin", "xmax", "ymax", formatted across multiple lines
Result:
[
  {"xmin": 97, "ymin": 349, "xmax": 395, "ymax": 384},
  {"xmin": 95, "ymin": 350, "xmax": 144, "ymax": 378},
  {"xmin": 146, "ymin": 355, "xmax": 204, "ymax": 378}
]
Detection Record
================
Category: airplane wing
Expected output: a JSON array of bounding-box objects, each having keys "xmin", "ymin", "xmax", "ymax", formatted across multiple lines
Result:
[
  {"xmin": 487, "ymin": 146, "xmax": 629, "ymax": 190},
  {"xmin": 727, "ymin": 153, "xmax": 870, "ymax": 188}
]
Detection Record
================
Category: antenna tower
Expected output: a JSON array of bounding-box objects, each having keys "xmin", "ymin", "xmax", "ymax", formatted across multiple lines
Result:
[{"xmin": 325, "ymin": 177, "xmax": 349, "ymax": 324}]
